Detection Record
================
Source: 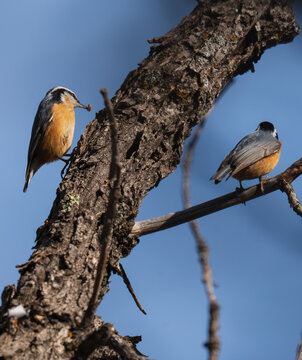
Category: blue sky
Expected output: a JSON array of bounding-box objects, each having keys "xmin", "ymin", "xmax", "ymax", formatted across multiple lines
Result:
[{"xmin": 0, "ymin": 1, "xmax": 301, "ymax": 359}]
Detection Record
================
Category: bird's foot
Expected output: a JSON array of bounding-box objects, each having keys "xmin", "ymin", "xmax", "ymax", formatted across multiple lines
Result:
[
  {"xmin": 235, "ymin": 184, "xmax": 246, "ymax": 206},
  {"xmin": 258, "ymin": 176, "xmax": 267, "ymax": 194},
  {"xmin": 59, "ymin": 156, "xmax": 70, "ymax": 164},
  {"xmin": 60, "ymin": 161, "xmax": 70, "ymax": 179},
  {"xmin": 59, "ymin": 157, "xmax": 71, "ymax": 178},
  {"xmin": 59, "ymin": 151, "xmax": 76, "ymax": 178}
]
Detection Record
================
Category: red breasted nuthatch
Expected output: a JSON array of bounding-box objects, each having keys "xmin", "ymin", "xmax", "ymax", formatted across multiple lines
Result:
[
  {"xmin": 210, "ymin": 121, "xmax": 282, "ymax": 190},
  {"xmin": 23, "ymin": 87, "xmax": 91, "ymax": 192}
]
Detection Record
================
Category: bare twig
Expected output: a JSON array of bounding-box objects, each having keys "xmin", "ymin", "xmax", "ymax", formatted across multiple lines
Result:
[
  {"xmin": 296, "ymin": 336, "xmax": 302, "ymax": 360},
  {"xmin": 114, "ymin": 263, "xmax": 147, "ymax": 315},
  {"xmin": 82, "ymin": 88, "xmax": 122, "ymax": 325},
  {"xmin": 279, "ymin": 180, "xmax": 302, "ymax": 217},
  {"xmin": 131, "ymin": 158, "xmax": 302, "ymax": 237},
  {"xmin": 182, "ymin": 119, "xmax": 220, "ymax": 360}
]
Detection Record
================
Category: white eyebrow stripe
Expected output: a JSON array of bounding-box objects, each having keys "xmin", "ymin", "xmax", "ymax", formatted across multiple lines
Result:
[{"xmin": 50, "ymin": 86, "xmax": 77, "ymax": 98}]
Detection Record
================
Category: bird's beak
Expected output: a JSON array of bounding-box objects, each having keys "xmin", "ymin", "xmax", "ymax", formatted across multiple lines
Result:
[{"xmin": 77, "ymin": 102, "xmax": 91, "ymax": 112}]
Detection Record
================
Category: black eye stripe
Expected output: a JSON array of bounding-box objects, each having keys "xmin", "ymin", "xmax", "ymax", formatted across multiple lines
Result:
[{"xmin": 63, "ymin": 90, "xmax": 78, "ymax": 102}]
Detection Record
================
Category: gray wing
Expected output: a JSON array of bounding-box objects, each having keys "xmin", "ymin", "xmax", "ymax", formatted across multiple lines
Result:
[
  {"xmin": 229, "ymin": 132, "xmax": 281, "ymax": 177},
  {"xmin": 211, "ymin": 133, "xmax": 257, "ymax": 175},
  {"xmin": 26, "ymin": 98, "xmax": 53, "ymax": 167}
]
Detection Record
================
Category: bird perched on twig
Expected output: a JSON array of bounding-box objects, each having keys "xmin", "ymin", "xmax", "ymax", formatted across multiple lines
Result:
[
  {"xmin": 23, "ymin": 87, "xmax": 91, "ymax": 192},
  {"xmin": 210, "ymin": 121, "xmax": 282, "ymax": 192}
]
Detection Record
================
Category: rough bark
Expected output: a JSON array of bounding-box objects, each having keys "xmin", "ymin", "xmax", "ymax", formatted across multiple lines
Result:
[{"xmin": 0, "ymin": 1, "xmax": 298, "ymax": 359}]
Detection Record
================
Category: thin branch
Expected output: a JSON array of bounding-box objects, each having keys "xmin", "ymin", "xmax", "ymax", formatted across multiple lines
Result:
[
  {"xmin": 279, "ymin": 180, "xmax": 302, "ymax": 217},
  {"xmin": 82, "ymin": 88, "xmax": 122, "ymax": 325},
  {"xmin": 114, "ymin": 263, "xmax": 147, "ymax": 315},
  {"xmin": 297, "ymin": 336, "xmax": 302, "ymax": 360},
  {"xmin": 182, "ymin": 119, "xmax": 220, "ymax": 360},
  {"xmin": 131, "ymin": 158, "xmax": 302, "ymax": 237}
]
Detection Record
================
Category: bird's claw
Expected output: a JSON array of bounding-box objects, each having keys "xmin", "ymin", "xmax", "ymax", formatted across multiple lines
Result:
[{"xmin": 61, "ymin": 160, "xmax": 70, "ymax": 179}]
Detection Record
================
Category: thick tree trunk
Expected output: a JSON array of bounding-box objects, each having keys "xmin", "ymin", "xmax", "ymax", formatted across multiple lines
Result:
[{"xmin": 0, "ymin": 1, "xmax": 298, "ymax": 359}]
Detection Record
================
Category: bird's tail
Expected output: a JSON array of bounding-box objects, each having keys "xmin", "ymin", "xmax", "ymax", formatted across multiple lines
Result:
[
  {"xmin": 210, "ymin": 165, "xmax": 232, "ymax": 184},
  {"xmin": 23, "ymin": 167, "xmax": 34, "ymax": 192}
]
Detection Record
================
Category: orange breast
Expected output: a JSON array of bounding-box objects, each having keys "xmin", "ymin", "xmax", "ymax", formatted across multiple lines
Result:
[
  {"xmin": 36, "ymin": 103, "xmax": 75, "ymax": 165},
  {"xmin": 233, "ymin": 148, "xmax": 281, "ymax": 181}
]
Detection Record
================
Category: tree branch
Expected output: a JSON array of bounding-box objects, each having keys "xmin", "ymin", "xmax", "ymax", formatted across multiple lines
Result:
[
  {"xmin": 132, "ymin": 158, "xmax": 302, "ymax": 237},
  {"xmin": 114, "ymin": 263, "xmax": 146, "ymax": 315},
  {"xmin": 82, "ymin": 88, "xmax": 122, "ymax": 325},
  {"xmin": 182, "ymin": 118, "xmax": 220, "ymax": 360},
  {"xmin": 279, "ymin": 180, "xmax": 302, "ymax": 218},
  {"xmin": 73, "ymin": 322, "xmax": 148, "ymax": 360}
]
